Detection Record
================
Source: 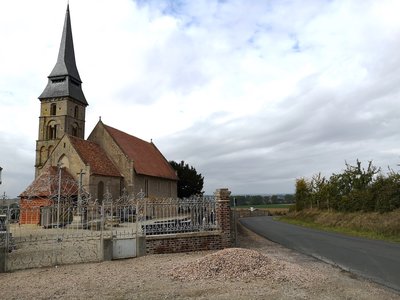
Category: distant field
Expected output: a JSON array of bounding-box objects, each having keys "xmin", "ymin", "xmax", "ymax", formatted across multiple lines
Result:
[{"xmin": 232, "ymin": 205, "xmax": 292, "ymax": 217}]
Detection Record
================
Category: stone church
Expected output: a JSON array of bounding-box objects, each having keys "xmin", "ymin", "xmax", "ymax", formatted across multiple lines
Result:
[{"xmin": 20, "ymin": 5, "xmax": 178, "ymax": 208}]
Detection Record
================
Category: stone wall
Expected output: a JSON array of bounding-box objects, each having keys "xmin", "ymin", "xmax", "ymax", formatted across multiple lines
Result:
[
  {"xmin": 135, "ymin": 175, "xmax": 177, "ymax": 198},
  {"xmin": 88, "ymin": 122, "xmax": 134, "ymax": 193},
  {"xmin": 90, "ymin": 174, "xmax": 122, "ymax": 202}
]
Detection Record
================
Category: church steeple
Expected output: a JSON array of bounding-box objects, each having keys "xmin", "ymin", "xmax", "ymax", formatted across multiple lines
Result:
[
  {"xmin": 39, "ymin": 4, "xmax": 87, "ymax": 105},
  {"xmin": 35, "ymin": 5, "xmax": 88, "ymax": 178}
]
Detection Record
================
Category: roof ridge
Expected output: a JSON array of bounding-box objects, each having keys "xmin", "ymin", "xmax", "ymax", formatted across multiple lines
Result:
[
  {"xmin": 102, "ymin": 123, "xmax": 178, "ymax": 180},
  {"xmin": 67, "ymin": 134, "xmax": 122, "ymax": 178},
  {"xmin": 69, "ymin": 134, "xmax": 98, "ymax": 145},
  {"xmin": 103, "ymin": 123, "xmax": 150, "ymax": 145}
]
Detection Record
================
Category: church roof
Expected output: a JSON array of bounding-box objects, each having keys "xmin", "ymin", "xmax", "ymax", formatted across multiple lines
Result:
[
  {"xmin": 68, "ymin": 136, "xmax": 121, "ymax": 178},
  {"xmin": 20, "ymin": 166, "xmax": 79, "ymax": 198},
  {"xmin": 39, "ymin": 5, "xmax": 87, "ymax": 105},
  {"xmin": 103, "ymin": 124, "xmax": 178, "ymax": 181}
]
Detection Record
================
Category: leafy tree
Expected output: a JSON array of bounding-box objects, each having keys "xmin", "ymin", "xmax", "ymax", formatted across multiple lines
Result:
[
  {"xmin": 371, "ymin": 170, "xmax": 400, "ymax": 212},
  {"xmin": 310, "ymin": 173, "xmax": 327, "ymax": 209},
  {"xmin": 169, "ymin": 160, "xmax": 204, "ymax": 198},
  {"xmin": 334, "ymin": 160, "xmax": 379, "ymax": 211},
  {"xmin": 294, "ymin": 160, "xmax": 400, "ymax": 213},
  {"xmin": 295, "ymin": 178, "xmax": 310, "ymax": 211}
]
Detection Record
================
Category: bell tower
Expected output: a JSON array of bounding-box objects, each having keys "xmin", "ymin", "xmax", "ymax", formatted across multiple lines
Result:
[{"xmin": 35, "ymin": 5, "xmax": 88, "ymax": 178}]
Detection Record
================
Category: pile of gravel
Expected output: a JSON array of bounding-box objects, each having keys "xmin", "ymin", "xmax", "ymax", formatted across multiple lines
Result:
[{"xmin": 169, "ymin": 248, "xmax": 326, "ymax": 286}]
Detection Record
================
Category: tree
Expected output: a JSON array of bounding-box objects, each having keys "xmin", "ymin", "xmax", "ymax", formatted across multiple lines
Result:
[
  {"xmin": 295, "ymin": 178, "xmax": 310, "ymax": 211},
  {"xmin": 169, "ymin": 160, "xmax": 204, "ymax": 198},
  {"xmin": 295, "ymin": 160, "xmax": 397, "ymax": 212}
]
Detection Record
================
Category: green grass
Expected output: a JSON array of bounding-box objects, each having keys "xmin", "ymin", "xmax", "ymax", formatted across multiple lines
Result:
[
  {"xmin": 278, "ymin": 216, "xmax": 400, "ymax": 243},
  {"xmin": 234, "ymin": 204, "xmax": 293, "ymax": 209}
]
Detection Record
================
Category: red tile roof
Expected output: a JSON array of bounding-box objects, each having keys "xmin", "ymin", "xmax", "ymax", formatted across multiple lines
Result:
[
  {"xmin": 69, "ymin": 136, "xmax": 121, "ymax": 177},
  {"xmin": 103, "ymin": 124, "xmax": 178, "ymax": 180},
  {"xmin": 20, "ymin": 166, "xmax": 79, "ymax": 198}
]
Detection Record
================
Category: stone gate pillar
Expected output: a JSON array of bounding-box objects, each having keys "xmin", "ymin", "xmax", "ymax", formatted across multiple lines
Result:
[{"xmin": 215, "ymin": 188, "xmax": 231, "ymax": 248}]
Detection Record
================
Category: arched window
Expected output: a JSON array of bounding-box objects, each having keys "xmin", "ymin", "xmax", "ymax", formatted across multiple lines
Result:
[
  {"xmin": 47, "ymin": 123, "xmax": 57, "ymax": 140},
  {"xmin": 57, "ymin": 154, "xmax": 70, "ymax": 169},
  {"xmin": 74, "ymin": 106, "xmax": 79, "ymax": 118},
  {"xmin": 98, "ymin": 181, "xmax": 104, "ymax": 203},
  {"xmin": 71, "ymin": 123, "xmax": 78, "ymax": 137},
  {"xmin": 50, "ymin": 104, "xmax": 57, "ymax": 116}
]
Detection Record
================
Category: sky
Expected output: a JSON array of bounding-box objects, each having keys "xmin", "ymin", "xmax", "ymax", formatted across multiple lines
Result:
[{"xmin": 1, "ymin": 0, "xmax": 400, "ymax": 198}]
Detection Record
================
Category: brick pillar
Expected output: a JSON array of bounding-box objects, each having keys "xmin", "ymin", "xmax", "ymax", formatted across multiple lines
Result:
[{"xmin": 215, "ymin": 188, "xmax": 231, "ymax": 248}]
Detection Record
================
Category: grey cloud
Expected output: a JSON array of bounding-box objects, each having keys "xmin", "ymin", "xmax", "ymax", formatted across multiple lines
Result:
[
  {"xmin": 116, "ymin": 29, "xmax": 209, "ymax": 105},
  {"xmin": 159, "ymin": 67, "xmax": 400, "ymax": 194},
  {"xmin": 0, "ymin": 133, "xmax": 35, "ymax": 198}
]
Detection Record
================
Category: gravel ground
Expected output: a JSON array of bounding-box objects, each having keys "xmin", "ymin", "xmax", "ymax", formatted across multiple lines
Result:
[{"xmin": 1, "ymin": 223, "xmax": 399, "ymax": 300}]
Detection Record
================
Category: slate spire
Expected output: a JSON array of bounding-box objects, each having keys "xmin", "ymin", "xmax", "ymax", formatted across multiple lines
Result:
[{"xmin": 39, "ymin": 4, "xmax": 88, "ymax": 105}]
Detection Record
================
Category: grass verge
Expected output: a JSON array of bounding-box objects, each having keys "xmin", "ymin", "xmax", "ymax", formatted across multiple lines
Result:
[{"xmin": 279, "ymin": 209, "xmax": 400, "ymax": 243}]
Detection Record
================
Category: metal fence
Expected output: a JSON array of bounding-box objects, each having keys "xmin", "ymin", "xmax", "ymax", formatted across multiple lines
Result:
[
  {"xmin": 0, "ymin": 194, "xmax": 219, "ymax": 272},
  {"xmin": 140, "ymin": 197, "xmax": 218, "ymax": 235}
]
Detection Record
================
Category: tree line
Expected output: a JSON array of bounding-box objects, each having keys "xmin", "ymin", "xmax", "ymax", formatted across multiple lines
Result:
[
  {"xmin": 295, "ymin": 160, "xmax": 400, "ymax": 213},
  {"xmin": 231, "ymin": 194, "xmax": 294, "ymax": 206}
]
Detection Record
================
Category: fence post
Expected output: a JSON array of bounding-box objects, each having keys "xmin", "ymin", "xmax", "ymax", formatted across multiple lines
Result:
[
  {"xmin": 0, "ymin": 207, "xmax": 9, "ymax": 272},
  {"xmin": 215, "ymin": 188, "xmax": 231, "ymax": 248}
]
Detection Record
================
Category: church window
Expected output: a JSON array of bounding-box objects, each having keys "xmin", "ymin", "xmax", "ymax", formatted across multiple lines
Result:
[
  {"xmin": 47, "ymin": 121, "xmax": 57, "ymax": 140},
  {"xmin": 51, "ymin": 77, "xmax": 65, "ymax": 84},
  {"xmin": 74, "ymin": 106, "xmax": 79, "ymax": 118},
  {"xmin": 71, "ymin": 123, "xmax": 78, "ymax": 137},
  {"xmin": 48, "ymin": 124, "xmax": 57, "ymax": 140},
  {"xmin": 98, "ymin": 181, "xmax": 104, "ymax": 203},
  {"xmin": 50, "ymin": 104, "xmax": 57, "ymax": 116},
  {"xmin": 58, "ymin": 154, "xmax": 70, "ymax": 169},
  {"xmin": 145, "ymin": 179, "xmax": 149, "ymax": 197}
]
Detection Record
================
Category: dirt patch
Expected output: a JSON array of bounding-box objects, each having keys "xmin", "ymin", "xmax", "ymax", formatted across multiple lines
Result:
[{"xmin": 0, "ymin": 222, "xmax": 399, "ymax": 299}]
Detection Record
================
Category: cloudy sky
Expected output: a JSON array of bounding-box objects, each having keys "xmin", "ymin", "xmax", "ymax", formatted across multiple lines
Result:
[{"xmin": 1, "ymin": 0, "xmax": 400, "ymax": 198}]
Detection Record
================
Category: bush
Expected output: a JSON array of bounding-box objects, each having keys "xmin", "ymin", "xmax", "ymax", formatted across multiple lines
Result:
[{"xmin": 295, "ymin": 160, "xmax": 400, "ymax": 213}]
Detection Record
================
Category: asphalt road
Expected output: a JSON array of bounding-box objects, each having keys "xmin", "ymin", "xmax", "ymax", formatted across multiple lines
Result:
[{"xmin": 240, "ymin": 216, "xmax": 400, "ymax": 292}]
